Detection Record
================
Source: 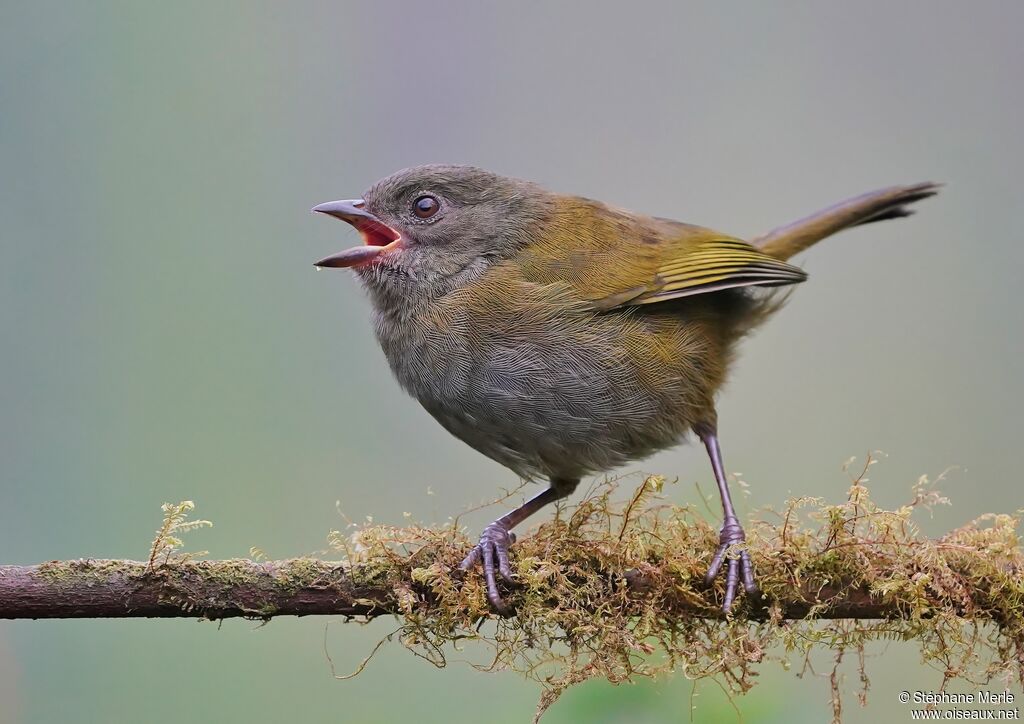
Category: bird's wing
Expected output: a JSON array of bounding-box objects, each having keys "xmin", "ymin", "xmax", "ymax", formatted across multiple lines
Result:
[
  {"xmin": 619, "ymin": 234, "xmax": 807, "ymax": 308},
  {"xmin": 515, "ymin": 198, "xmax": 808, "ymax": 310}
]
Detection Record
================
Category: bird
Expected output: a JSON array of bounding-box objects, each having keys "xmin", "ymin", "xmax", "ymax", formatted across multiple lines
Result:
[{"xmin": 311, "ymin": 165, "xmax": 938, "ymax": 614}]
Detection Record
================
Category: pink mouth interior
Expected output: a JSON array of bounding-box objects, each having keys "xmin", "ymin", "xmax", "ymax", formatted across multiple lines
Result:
[{"xmin": 357, "ymin": 219, "xmax": 401, "ymax": 247}]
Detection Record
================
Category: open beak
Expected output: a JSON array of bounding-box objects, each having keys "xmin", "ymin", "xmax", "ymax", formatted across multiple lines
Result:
[{"xmin": 312, "ymin": 199, "xmax": 402, "ymax": 268}]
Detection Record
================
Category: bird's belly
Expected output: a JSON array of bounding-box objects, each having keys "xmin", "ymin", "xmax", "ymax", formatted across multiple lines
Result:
[{"xmin": 376, "ymin": 305, "xmax": 719, "ymax": 480}]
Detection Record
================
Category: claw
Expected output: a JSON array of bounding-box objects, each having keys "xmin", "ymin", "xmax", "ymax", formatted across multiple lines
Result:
[
  {"xmin": 459, "ymin": 522, "xmax": 516, "ymax": 614},
  {"xmin": 705, "ymin": 517, "xmax": 757, "ymax": 613}
]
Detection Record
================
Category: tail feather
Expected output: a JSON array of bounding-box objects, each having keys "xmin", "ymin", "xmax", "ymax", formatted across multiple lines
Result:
[{"xmin": 754, "ymin": 182, "xmax": 941, "ymax": 261}]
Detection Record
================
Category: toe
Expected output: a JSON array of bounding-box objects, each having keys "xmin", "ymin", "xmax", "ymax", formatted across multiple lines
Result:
[
  {"xmin": 495, "ymin": 543, "xmax": 514, "ymax": 583},
  {"xmin": 480, "ymin": 540, "xmax": 503, "ymax": 608},
  {"xmin": 705, "ymin": 544, "xmax": 727, "ymax": 584},
  {"xmin": 740, "ymin": 550, "xmax": 758, "ymax": 593},
  {"xmin": 459, "ymin": 545, "xmax": 481, "ymax": 571},
  {"xmin": 722, "ymin": 556, "xmax": 740, "ymax": 612}
]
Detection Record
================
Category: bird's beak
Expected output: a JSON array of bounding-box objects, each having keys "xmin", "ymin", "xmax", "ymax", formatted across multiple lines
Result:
[{"xmin": 311, "ymin": 199, "xmax": 402, "ymax": 268}]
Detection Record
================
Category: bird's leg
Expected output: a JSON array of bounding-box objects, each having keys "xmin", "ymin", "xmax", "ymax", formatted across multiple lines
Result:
[
  {"xmin": 695, "ymin": 423, "xmax": 757, "ymax": 613},
  {"xmin": 460, "ymin": 478, "xmax": 578, "ymax": 614}
]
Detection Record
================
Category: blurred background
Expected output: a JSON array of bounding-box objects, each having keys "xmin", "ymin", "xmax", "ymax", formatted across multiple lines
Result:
[{"xmin": 2, "ymin": 2, "xmax": 1022, "ymax": 722}]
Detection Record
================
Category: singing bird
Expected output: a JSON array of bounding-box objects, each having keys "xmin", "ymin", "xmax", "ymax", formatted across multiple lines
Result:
[{"xmin": 312, "ymin": 166, "xmax": 938, "ymax": 613}]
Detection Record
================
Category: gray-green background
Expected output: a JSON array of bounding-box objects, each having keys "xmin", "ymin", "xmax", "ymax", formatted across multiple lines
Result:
[{"xmin": 2, "ymin": 2, "xmax": 1021, "ymax": 722}]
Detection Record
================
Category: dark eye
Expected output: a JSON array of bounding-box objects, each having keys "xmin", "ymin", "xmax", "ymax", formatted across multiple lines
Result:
[{"xmin": 412, "ymin": 194, "xmax": 440, "ymax": 219}]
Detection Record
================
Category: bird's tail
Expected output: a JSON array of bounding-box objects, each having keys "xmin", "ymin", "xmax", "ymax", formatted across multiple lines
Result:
[{"xmin": 754, "ymin": 182, "xmax": 941, "ymax": 261}]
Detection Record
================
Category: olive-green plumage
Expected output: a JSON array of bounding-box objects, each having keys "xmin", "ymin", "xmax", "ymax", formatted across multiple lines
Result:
[{"xmin": 313, "ymin": 166, "xmax": 938, "ymax": 612}]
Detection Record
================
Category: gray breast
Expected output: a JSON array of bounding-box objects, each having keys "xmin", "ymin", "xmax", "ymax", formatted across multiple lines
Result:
[{"xmin": 371, "ymin": 299, "xmax": 692, "ymax": 481}]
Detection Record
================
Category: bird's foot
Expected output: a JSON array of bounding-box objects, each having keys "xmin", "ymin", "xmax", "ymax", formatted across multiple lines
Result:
[
  {"xmin": 705, "ymin": 517, "xmax": 758, "ymax": 614},
  {"xmin": 459, "ymin": 522, "xmax": 517, "ymax": 615}
]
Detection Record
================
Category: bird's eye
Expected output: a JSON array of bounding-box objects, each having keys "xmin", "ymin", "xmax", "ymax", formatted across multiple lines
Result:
[{"xmin": 412, "ymin": 194, "xmax": 440, "ymax": 219}]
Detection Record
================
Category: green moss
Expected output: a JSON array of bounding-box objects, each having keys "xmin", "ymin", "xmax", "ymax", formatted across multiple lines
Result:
[
  {"xmin": 199, "ymin": 558, "xmax": 266, "ymax": 587},
  {"xmin": 133, "ymin": 462, "xmax": 1022, "ymax": 722},
  {"xmin": 274, "ymin": 557, "xmax": 333, "ymax": 591},
  {"xmin": 35, "ymin": 559, "xmax": 144, "ymax": 585},
  {"xmin": 322, "ymin": 460, "xmax": 1023, "ymax": 722}
]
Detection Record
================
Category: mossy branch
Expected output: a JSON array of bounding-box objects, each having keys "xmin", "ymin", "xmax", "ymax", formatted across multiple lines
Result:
[
  {"xmin": 1, "ymin": 464, "xmax": 1022, "ymax": 722},
  {"xmin": 0, "ymin": 552, "xmax": 986, "ymax": 621}
]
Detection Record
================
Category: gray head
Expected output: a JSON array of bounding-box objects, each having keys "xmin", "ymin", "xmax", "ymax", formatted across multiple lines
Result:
[{"xmin": 313, "ymin": 165, "xmax": 551, "ymax": 304}]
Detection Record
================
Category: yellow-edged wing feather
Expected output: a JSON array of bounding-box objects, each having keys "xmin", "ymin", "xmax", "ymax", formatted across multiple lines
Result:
[
  {"xmin": 630, "ymin": 235, "xmax": 806, "ymax": 305},
  {"xmin": 514, "ymin": 197, "xmax": 807, "ymax": 309}
]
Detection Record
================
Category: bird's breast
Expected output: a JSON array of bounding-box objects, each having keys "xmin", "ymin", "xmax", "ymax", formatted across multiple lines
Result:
[{"xmin": 369, "ymin": 272, "xmax": 724, "ymax": 478}]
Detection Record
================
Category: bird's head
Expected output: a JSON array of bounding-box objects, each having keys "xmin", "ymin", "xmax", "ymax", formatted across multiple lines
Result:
[{"xmin": 313, "ymin": 164, "xmax": 550, "ymax": 303}]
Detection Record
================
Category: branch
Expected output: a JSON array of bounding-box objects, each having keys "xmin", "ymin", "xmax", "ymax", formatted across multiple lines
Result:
[
  {"xmin": 0, "ymin": 556, "xmax": 949, "ymax": 621},
  {"xmin": 0, "ymin": 559, "xmax": 377, "ymax": 620}
]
